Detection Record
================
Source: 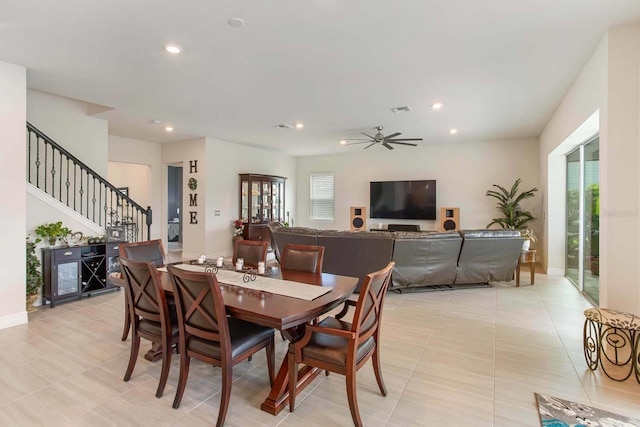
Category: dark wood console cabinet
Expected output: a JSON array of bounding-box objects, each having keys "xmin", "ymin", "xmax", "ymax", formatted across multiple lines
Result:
[
  {"xmin": 239, "ymin": 174, "xmax": 286, "ymax": 242},
  {"xmin": 42, "ymin": 242, "xmax": 123, "ymax": 307}
]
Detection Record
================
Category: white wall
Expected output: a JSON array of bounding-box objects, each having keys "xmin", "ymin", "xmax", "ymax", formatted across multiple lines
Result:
[
  {"xmin": 0, "ymin": 61, "xmax": 27, "ymax": 328},
  {"xmin": 540, "ymin": 37, "xmax": 606, "ymax": 275},
  {"xmin": 296, "ymin": 137, "xmax": 541, "ymax": 239},
  {"xmin": 108, "ymin": 135, "xmax": 162, "ymax": 240},
  {"xmin": 27, "ymin": 90, "xmax": 108, "ymax": 177},
  {"xmin": 204, "ymin": 138, "xmax": 296, "ymax": 257},
  {"xmin": 540, "ymin": 23, "xmax": 640, "ymax": 313}
]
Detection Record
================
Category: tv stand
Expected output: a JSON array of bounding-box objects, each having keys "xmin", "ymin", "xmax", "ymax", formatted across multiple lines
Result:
[{"xmin": 387, "ymin": 224, "xmax": 420, "ymax": 232}]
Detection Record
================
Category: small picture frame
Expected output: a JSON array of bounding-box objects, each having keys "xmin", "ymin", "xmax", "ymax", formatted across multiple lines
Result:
[
  {"xmin": 106, "ymin": 226, "xmax": 125, "ymax": 242},
  {"xmin": 117, "ymin": 187, "xmax": 128, "ymax": 206}
]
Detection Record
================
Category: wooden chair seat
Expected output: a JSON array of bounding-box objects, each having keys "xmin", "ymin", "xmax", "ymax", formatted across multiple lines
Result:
[
  {"xmin": 138, "ymin": 319, "xmax": 179, "ymax": 338},
  {"xmin": 300, "ymin": 317, "xmax": 375, "ymax": 367},
  {"xmin": 187, "ymin": 318, "xmax": 275, "ymax": 359}
]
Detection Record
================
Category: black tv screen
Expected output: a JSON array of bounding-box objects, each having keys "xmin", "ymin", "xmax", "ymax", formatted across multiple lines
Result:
[{"xmin": 370, "ymin": 180, "xmax": 437, "ymax": 220}]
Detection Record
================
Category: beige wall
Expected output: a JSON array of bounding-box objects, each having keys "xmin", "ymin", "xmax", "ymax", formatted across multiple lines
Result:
[
  {"xmin": 27, "ymin": 90, "xmax": 108, "ymax": 177},
  {"xmin": 540, "ymin": 23, "xmax": 640, "ymax": 313},
  {"xmin": 296, "ymin": 137, "xmax": 541, "ymax": 243},
  {"xmin": 0, "ymin": 61, "xmax": 27, "ymax": 328}
]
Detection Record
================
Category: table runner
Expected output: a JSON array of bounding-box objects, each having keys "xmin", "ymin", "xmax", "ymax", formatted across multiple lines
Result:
[{"xmin": 159, "ymin": 264, "xmax": 332, "ymax": 301}]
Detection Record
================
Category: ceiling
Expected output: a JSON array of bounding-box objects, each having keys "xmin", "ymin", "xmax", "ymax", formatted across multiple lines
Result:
[{"xmin": 2, "ymin": 1, "xmax": 639, "ymax": 157}]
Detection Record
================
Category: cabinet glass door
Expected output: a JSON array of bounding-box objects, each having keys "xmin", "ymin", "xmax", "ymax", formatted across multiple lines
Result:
[
  {"xmin": 241, "ymin": 180, "xmax": 249, "ymax": 222},
  {"xmin": 262, "ymin": 181, "xmax": 271, "ymax": 222},
  {"xmin": 251, "ymin": 182, "xmax": 260, "ymax": 223},
  {"xmin": 57, "ymin": 261, "xmax": 79, "ymax": 296}
]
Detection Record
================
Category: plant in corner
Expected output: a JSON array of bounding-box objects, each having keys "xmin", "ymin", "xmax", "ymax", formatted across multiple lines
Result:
[
  {"xmin": 26, "ymin": 238, "xmax": 42, "ymax": 312},
  {"xmin": 34, "ymin": 221, "xmax": 72, "ymax": 246},
  {"xmin": 486, "ymin": 178, "xmax": 538, "ymax": 230}
]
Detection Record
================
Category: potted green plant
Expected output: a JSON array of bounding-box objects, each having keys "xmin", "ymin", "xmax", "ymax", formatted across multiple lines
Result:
[
  {"xmin": 26, "ymin": 238, "xmax": 42, "ymax": 312},
  {"xmin": 34, "ymin": 221, "xmax": 72, "ymax": 246},
  {"xmin": 486, "ymin": 178, "xmax": 538, "ymax": 230}
]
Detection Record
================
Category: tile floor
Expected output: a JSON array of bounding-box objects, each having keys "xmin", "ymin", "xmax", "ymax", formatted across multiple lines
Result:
[{"xmin": 2, "ymin": 270, "xmax": 640, "ymax": 426}]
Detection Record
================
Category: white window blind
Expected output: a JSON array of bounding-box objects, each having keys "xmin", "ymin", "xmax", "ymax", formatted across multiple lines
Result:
[{"xmin": 310, "ymin": 173, "xmax": 334, "ymax": 220}]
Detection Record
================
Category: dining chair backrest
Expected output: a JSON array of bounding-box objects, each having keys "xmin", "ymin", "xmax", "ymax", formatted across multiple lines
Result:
[
  {"xmin": 280, "ymin": 244, "xmax": 325, "ymax": 274},
  {"xmin": 351, "ymin": 261, "xmax": 394, "ymax": 343},
  {"xmin": 119, "ymin": 256, "xmax": 170, "ymax": 328},
  {"xmin": 119, "ymin": 239, "xmax": 166, "ymax": 267},
  {"xmin": 167, "ymin": 266, "xmax": 231, "ymax": 356},
  {"xmin": 232, "ymin": 240, "xmax": 269, "ymax": 268}
]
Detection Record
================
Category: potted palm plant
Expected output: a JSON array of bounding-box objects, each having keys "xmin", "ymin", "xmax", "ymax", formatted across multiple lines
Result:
[{"xmin": 486, "ymin": 178, "xmax": 538, "ymax": 234}]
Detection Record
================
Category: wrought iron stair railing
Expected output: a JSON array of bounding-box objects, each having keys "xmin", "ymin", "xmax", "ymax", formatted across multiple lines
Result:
[{"xmin": 27, "ymin": 122, "xmax": 151, "ymax": 242}]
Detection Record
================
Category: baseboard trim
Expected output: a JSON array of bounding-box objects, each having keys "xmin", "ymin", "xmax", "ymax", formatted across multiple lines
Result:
[
  {"xmin": 0, "ymin": 311, "xmax": 28, "ymax": 330},
  {"xmin": 547, "ymin": 267, "xmax": 564, "ymax": 276}
]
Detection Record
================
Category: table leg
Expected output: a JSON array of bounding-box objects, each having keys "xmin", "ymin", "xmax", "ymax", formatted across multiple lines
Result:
[
  {"xmin": 144, "ymin": 343, "xmax": 164, "ymax": 362},
  {"xmin": 260, "ymin": 327, "xmax": 323, "ymax": 415},
  {"xmin": 260, "ymin": 348, "xmax": 323, "ymax": 415},
  {"xmin": 515, "ymin": 263, "xmax": 521, "ymax": 287}
]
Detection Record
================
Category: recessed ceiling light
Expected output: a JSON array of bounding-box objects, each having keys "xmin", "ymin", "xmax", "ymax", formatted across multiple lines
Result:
[
  {"xmin": 164, "ymin": 44, "xmax": 182, "ymax": 54},
  {"xmin": 165, "ymin": 126, "xmax": 174, "ymax": 132},
  {"xmin": 340, "ymin": 140, "xmax": 347, "ymax": 145},
  {"xmin": 295, "ymin": 123, "xmax": 304, "ymax": 129},
  {"xmin": 228, "ymin": 17, "xmax": 245, "ymax": 27},
  {"xmin": 432, "ymin": 102, "xmax": 444, "ymax": 110},
  {"xmin": 449, "ymin": 128, "xmax": 458, "ymax": 134}
]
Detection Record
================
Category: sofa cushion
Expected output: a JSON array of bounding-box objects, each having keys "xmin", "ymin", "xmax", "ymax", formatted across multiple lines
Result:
[
  {"xmin": 391, "ymin": 231, "xmax": 462, "ymax": 289},
  {"xmin": 455, "ymin": 229, "xmax": 523, "ymax": 284},
  {"xmin": 270, "ymin": 226, "xmax": 319, "ymax": 263},
  {"xmin": 317, "ymin": 230, "xmax": 394, "ymax": 292}
]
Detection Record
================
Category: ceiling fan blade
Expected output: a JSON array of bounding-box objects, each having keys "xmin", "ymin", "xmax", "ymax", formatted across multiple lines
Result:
[
  {"xmin": 384, "ymin": 132, "xmax": 401, "ymax": 139},
  {"xmin": 342, "ymin": 141, "xmax": 373, "ymax": 145},
  {"xmin": 386, "ymin": 138, "xmax": 423, "ymax": 142},
  {"xmin": 363, "ymin": 142, "xmax": 377, "ymax": 149},
  {"xmin": 388, "ymin": 141, "xmax": 418, "ymax": 147},
  {"xmin": 361, "ymin": 132, "xmax": 376, "ymax": 139},
  {"xmin": 382, "ymin": 142, "xmax": 394, "ymax": 150}
]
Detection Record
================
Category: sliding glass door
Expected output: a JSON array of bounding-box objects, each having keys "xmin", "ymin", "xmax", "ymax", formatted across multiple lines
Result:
[
  {"xmin": 565, "ymin": 135, "xmax": 599, "ymax": 304},
  {"xmin": 583, "ymin": 138, "xmax": 599, "ymax": 303}
]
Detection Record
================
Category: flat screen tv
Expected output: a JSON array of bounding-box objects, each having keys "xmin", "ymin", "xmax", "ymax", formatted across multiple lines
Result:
[{"xmin": 370, "ymin": 180, "xmax": 437, "ymax": 220}]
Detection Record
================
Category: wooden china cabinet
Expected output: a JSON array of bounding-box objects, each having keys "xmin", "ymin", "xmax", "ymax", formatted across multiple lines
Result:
[{"xmin": 239, "ymin": 174, "xmax": 286, "ymax": 242}]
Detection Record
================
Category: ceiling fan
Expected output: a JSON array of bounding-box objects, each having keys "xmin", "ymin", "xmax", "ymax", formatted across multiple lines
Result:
[{"xmin": 340, "ymin": 126, "xmax": 423, "ymax": 150}]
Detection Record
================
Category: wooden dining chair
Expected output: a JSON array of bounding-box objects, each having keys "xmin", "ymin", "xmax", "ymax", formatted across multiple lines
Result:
[
  {"xmin": 232, "ymin": 239, "xmax": 268, "ymax": 268},
  {"xmin": 287, "ymin": 261, "xmax": 394, "ymax": 427},
  {"xmin": 167, "ymin": 265, "xmax": 276, "ymax": 427},
  {"xmin": 119, "ymin": 257, "xmax": 179, "ymax": 398},
  {"xmin": 118, "ymin": 239, "xmax": 166, "ymax": 341},
  {"xmin": 280, "ymin": 244, "xmax": 325, "ymax": 274}
]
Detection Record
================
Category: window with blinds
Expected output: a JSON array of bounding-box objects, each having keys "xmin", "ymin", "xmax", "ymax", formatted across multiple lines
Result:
[{"xmin": 310, "ymin": 173, "xmax": 334, "ymax": 220}]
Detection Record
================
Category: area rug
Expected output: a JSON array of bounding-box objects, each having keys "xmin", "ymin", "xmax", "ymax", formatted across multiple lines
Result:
[{"xmin": 535, "ymin": 393, "xmax": 640, "ymax": 426}]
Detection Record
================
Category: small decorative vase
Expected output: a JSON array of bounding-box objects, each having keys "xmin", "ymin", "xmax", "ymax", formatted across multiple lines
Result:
[
  {"xmin": 522, "ymin": 239, "xmax": 531, "ymax": 251},
  {"xmin": 26, "ymin": 294, "xmax": 39, "ymax": 313}
]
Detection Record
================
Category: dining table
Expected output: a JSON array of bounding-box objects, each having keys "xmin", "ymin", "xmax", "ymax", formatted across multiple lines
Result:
[{"xmin": 113, "ymin": 263, "xmax": 359, "ymax": 416}]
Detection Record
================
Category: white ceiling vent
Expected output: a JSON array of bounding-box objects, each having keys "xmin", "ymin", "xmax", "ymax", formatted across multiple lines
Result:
[
  {"xmin": 276, "ymin": 124, "xmax": 294, "ymax": 129},
  {"xmin": 390, "ymin": 106, "xmax": 412, "ymax": 113}
]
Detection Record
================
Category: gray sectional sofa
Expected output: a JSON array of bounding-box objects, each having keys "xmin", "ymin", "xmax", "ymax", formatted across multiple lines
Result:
[{"xmin": 267, "ymin": 222, "xmax": 524, "ymax": 292}]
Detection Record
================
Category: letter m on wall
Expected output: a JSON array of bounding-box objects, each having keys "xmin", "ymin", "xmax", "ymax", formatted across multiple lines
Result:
[{"xmin": 189, "ymin": 194, "xmax": 198, "ymax": 207}]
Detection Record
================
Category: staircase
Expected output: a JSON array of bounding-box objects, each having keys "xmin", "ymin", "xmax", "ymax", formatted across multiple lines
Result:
[{"xmin": 26, "ymin": 122, "xmax": 152, "ymax": 242}]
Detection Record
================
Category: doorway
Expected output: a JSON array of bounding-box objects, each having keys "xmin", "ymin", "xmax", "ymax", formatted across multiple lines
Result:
[{"xmin": 167, "ymin": 164, "xmax": 183, "ymax": 251}]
